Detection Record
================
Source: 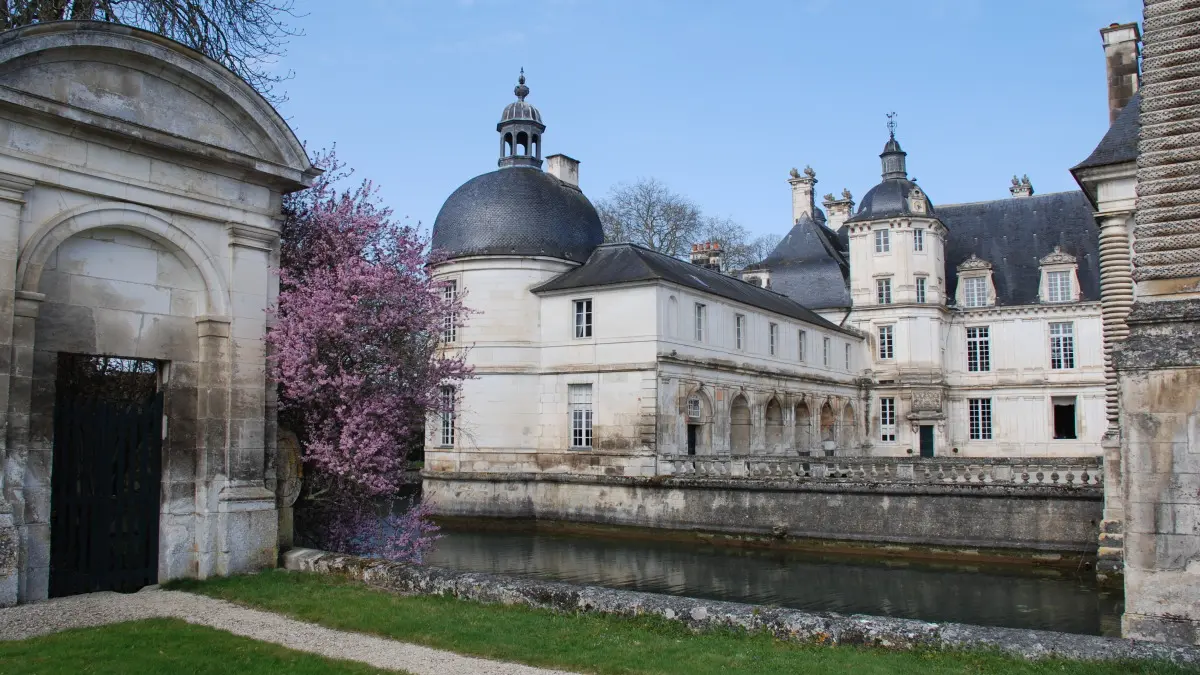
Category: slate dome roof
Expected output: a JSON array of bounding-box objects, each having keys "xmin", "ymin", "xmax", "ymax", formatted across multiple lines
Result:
[
  {"xmin": 846, "ymin": 179, "xmax": 935, "ymax": 223},
  {"xmin": 431, "ymin": 166, "xmax": 604, "ymax": 261},
  {"xmin": 501, "ymin": 100, "xmax": 542, "ymax": 125}
]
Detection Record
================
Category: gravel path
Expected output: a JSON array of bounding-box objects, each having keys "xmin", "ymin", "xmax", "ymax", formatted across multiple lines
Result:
[{"xmin": 0, "ymin": 587, "xmax": 577, "ymax": 675}]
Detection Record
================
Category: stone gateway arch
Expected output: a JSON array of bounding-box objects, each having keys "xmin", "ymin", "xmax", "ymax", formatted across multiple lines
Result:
[{"xmin": 0, "ymin": 22, "xmax": 317, "ymax": 605}]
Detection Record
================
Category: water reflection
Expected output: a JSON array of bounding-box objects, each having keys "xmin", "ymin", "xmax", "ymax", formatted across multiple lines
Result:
[{"xmin": 427, "ymin": 528, "xmax": 1123, "ymax": 637}]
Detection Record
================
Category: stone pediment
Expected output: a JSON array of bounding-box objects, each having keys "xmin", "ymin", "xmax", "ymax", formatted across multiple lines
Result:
[
  {"xmin": 0, "ymin": 23, "xmax": 313, "ymax": 189},
  {"xmin": 957, "ymin": 254, "xmax": 992, "ymax": 272},
  {"xmin": 1039, "ymin": 246, "xmax": 1077, "ymax": 266}
]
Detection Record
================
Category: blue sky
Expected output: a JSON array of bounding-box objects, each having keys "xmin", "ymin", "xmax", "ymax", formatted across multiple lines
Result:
[{"xmin": 276, "ymin": 0, "xmax": 1143, "ymax": 239}]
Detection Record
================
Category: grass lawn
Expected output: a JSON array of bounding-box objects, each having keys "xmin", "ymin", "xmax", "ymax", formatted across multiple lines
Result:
[
  {"xmin": 171, "ymin": 570, "xmax": 1199, "ymax": 675},
  {"xmin": 0, "ymin": 617, "xmax": 403, "ymax": 674}
]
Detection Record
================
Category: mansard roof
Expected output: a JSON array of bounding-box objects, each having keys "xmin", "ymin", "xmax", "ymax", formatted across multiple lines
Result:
[
  {"xmin": 1073, "ymin": 92, "xmax": 1140, "ymax": 171},
  {"xmin": 532, "ymin": 243, "xmax": 850, "ymax": 333},
  {"xmin": 745, "ymin": 214, "xmax": 851, "ymax": 310},
  {"xmin": 939, "ymin": 190, "xmax": 1100, "ymax": 306}
]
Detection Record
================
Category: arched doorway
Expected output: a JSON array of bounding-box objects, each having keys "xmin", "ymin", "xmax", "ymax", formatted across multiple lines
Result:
[
  {"xmin": 765, "ymin": 398, "xmax": 783, "ymax": 453},
  {"xmin": 841, "ymin": 403, "xmax": 857, "ymax": 447},
  {"xmin": 684, "ymin": 390, "xmax": 713, "ymax": 456},
  {"xmin": 820, "ymin": 402, "xmax": 836, "ymax": 456},
  {"xmin": 795, "ymin": 401, "xmax": 812, "ymax": 455},
  {"xmin": 730, "ymin": 395, "xmax": 751, "ymax": 454}
]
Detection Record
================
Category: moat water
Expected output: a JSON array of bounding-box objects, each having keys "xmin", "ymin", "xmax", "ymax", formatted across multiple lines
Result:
[{"xmin": 426, "ymin": 526, "xmax": 1123, "ymax": 637}]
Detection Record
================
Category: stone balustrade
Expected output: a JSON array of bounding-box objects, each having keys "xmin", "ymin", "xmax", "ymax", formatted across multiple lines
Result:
[{"xmin": 660, "ymin": 455, "xmax": 1103, "ymax": 488}]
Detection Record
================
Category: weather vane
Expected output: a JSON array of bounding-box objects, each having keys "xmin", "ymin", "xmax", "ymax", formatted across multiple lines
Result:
[{"xmin": 886, "ymin": 111, "xmax": 897, "ymax": 139}]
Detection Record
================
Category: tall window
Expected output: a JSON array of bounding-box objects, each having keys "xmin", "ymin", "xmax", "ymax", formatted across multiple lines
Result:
[
  {"xmin": 880, "ymin": 397, "xmax": 896, "ymax": 442},
  {"xmin": 1047, "ymin": 271, "xmax": 1073, "ymax": 302},
  {"xmin": 798, "ymin": 330, "xmax": 807, "ymax": 362},
  {"xmin": 735, "ymin": 314, "xmax": 745, "ymax": 350},
  {"xmin": 441, "ymin": 280, "xmax": 458, "ymax": 344},
  {"xmin": 687, "ymin": 396, "xmax": 701, "ymax": 419},
  {"xmin": 913, "ymin": 228, "xmax": 925, "ymax": 252},
  {"xmin": 1050, "ymin": 322, "xmax": 1075, "ymax": 369},
  {"xmin": 573, "ymin": 299, "xmax": 592, "ymax": 338},
  {"xmin": 966, "ymin": 326, "xmax": 991, "ymax": 372},
  {"xmin": 915, "ymin": 277, "xmax": 927, "ymax": 303},
  {"xmin": 876, "ymin": 278, "xmax": 893, "ymax": 304},
  {"xmin": 844, "ymin": 343, "xmax": 851, "ymax": 370},
  {"xmin": 878, "ymin": 325, "xmax": 894, "ymax": 360},
  {"xmin": 768, "ymin": 323, "xmax": 778, "ymax": 355},
  {"xmin": 694, "ymin": 303, "xmax": 706, "ymax": 342},
  {"xmin": 874, "ymin": 229, "xmax": 890, "ymax": 253},
  {"xmin": 439, "ymin": 386, "xmax": 455, "ymax": 446},
  {"xmin": 969, "ymin": 398, "xmax": 993, "ymax": 440},
  {"xmin": 822, "ymin": 337, "xmax": 830, "ymax": 366},
  {"xmin": 569, "ymin": 384, "xmax": 593, "ymax": 448},
  {"xmin": 963, "ymin": 276, "xmax": 988, "ymax": 308}
]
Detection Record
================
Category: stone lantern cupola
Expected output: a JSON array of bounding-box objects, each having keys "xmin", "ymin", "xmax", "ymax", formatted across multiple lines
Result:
[
  {"xmin": 498, "ymin": 69, "xmax": 545, "ymax": 169},
  {"xmin": 880, "ymin": 114, "xmax": 908, "ymax": 180}
]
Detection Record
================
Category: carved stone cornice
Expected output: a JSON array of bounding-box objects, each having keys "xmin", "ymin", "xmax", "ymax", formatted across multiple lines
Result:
[
  {"xmin": 0, "ymin": 173, "xmax": 35, "ymax": 204},
  {"xmin": 227, "ymin": 222, "xmax": 279, "ymax": 251}
]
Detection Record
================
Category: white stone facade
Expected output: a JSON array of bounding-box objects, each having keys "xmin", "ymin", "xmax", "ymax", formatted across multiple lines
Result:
[{"xmin": 0, "ymin": 23, "xmax": 314, "ymax": 605}]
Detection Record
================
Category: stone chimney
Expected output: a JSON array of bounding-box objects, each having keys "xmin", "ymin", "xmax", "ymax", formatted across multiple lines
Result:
[
  {"xmin": 546, "ymin": 154, "xmax": 579, "ymax": 187},
  {"xmin": 822, "ymin": 188, "xmax": 855, "ymax": 231},
  {"xmin": 1101, "ymin": 22, "xmax": 1140, "ymax": 124},
  {"xmin": 788, "ymin": 166, "xmax": 817, "ymax": 222},
  {"xmin": 690, "ymin": 241, "xmax": 722, "ymax": 272},
  {"xmin": 1009, "ymin": 174, "xmax": 1033, "ymax": 198}
]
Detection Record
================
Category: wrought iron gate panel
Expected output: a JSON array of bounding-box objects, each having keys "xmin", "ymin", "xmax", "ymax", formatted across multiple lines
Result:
[{"xmin": 50, "ymin": 355, "xmax": 163, "ymax": 597}]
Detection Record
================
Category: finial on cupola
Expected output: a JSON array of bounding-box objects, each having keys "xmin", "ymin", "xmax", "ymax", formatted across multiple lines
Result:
[{"xmin": 514, "ymin": 68, "xmax": 529, "ymax": 101}]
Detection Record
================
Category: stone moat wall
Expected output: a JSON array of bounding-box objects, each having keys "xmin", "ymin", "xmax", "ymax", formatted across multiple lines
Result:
[{"xmin": 423, "ymin": 470, "xmax": 1103, "ymax": 553}]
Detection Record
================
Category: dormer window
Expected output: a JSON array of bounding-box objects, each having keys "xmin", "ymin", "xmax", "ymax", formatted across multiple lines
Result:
[
  {"xmin": 1039, "ymin": 247, "xmax": 1079, "ymax": 303},
  {"xmin": 908, "ymin": 186, "xmax": 926, "ymax": 214},
  {"xmin": 956, "ymin": 254, "xmax": 995, "ymax": 308}
]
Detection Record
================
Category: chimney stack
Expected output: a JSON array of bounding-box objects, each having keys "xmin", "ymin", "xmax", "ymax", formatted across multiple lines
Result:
[
  {"xmin": 822, "ymin": 188, "xmax": 855, "ymax": 231},
  {"xmin": 788, "ymin": 166, "xmax": 817, "ymax": 223},
  {"xmin": 546, "ymin": 154, "xmax": 580, "ymax": 187},
  {"xmin": 1101, "ymin": 22, "xmax": 1140, "ymax": 124},
  {"xmin": 690, "ymin": 241, "xmax": 723, "ymax": 272},
  {"xmin": 1009, "ymin": 174, "xmax": 1033, "ymax": 198}
]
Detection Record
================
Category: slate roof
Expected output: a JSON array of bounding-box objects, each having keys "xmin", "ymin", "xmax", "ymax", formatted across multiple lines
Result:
[
  {"xmin": 938, "ymin": 190, "xmax": 1101, "ymax": 306},
  {"xmin": 532, "ymin": 243, "xmax": 850, "ymax": 333},
  {"xmin": 845, "ymin": 178, "xmax": 935, "ymax": 223},
  {"xmin": 432, "ymin": 166, "xmax": 604, "ymax": 262},
  {"xmin": 745, "ymin": 214, "xmax": 851, "ymax": 310},
  {"xmin": 1073, "ymin": 92, "xmax": 1140, "ymax": 171}
]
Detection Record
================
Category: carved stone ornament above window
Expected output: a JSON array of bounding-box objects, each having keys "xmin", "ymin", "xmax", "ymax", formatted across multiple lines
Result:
[
  {"xmin": 1039, "ymin": 246, "xmax": 1077, "ymax": 266},
  {"xmin": 956, "ymin": 254, "xmax": 993, "ymax": 272},
  {"xmin": 911, "ymin": 389, "xmax": 943, "ymax": 413}
]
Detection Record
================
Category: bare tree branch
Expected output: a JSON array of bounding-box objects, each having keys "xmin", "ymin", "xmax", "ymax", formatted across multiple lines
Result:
[{"xmin": 1, "ymin": 0, "xmax": 301, "ymax": 104}]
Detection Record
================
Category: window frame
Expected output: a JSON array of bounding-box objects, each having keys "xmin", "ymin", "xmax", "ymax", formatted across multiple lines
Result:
[
  {"xmin": 573, "ymin": 298, "xmax": 593, "ymax": 339},
  {"xmin": 878, "ymin": 324, "xmax": 895, "ymax": 360},
  {"xmin": 876, "ymin": 277, "xmax": 893, "ymax": 305},
  {"xmin": 694, "ymin": 303, "xmax": 706, "ymax": 342},
  {"xmin": 963, "ymin": 276, "xmax": 988, "ymax": 308},
  {"xmin": 844, "ymin": 342, "xmax": 851, "ymax": 370},
  {"xmin": 441, "ymin": 279, "xmax": 458, "ymax": 344},
  {"xmin": 1049, "ymin": 321, "xmax": 1075, "ymax": 369},
  {"xmin": 735, "ymin": 313, "xmax": 745, "ymax": 351},
  {"xmin": 968, "ymin": 397, "xmax": 993, "ymax": 441},
  {"xmin": 1046, "ymin": 270, "xmax": 1073, "ymax": 303},
  {"xmin": 439, "ymin": 385, "xmax": 456, "ymax": 446},
  {"xmin": 569, "ymin": 383, "xmax": 593, "ymax": 449},
  {"xmin": 915, "ymin": 276, "xmax": 927, "ymax": 304},
  {"xmin": 768, "ymin": 322, "xmax": 778, "ymax": 356},
  {"xmin": 822, "ymin": 336, "xmax": 830, "ymax": 367},
  {"xmin": 874, "ymin": 228, "xmax": 891, "ymax": 254},
  {"xmin": 880, "ymin": 396, "xmax": 897, "ymax": 442},
  {"xmin": 798, "ymin": 329, "xmax": 807, "ymax": 362},
  {"xmin": 966, "ymin": 326, "xmax": 991, "ymax": 372},
  {"xmin": 913, "ymin": 228, "xmax": 925, "ymax": 252}
]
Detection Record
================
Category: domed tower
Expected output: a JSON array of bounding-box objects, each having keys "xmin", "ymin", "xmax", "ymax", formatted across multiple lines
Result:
[
  {"xmin": 843, "ymin": 116, "xmax": 948, "ymax": 457},
  {"xmin": 425, "ymin": 72, "xmax": 604, "ymax": 473}
]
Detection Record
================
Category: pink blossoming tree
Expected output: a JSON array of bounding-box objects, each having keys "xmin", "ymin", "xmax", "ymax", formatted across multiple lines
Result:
[{"xmin": 269, "ymin": 151, "xmax": 469, "ymax": 562}]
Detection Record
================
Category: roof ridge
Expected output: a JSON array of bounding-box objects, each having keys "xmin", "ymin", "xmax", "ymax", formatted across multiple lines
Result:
[{"xmin": 938, "ymin": 190, "xmax": 1084, "ymax": 208}]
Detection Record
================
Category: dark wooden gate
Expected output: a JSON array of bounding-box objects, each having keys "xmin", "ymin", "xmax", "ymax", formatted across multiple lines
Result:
[{"xmin": 50, "ymin": 354, "xmax": 163, "ymax": 597}]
